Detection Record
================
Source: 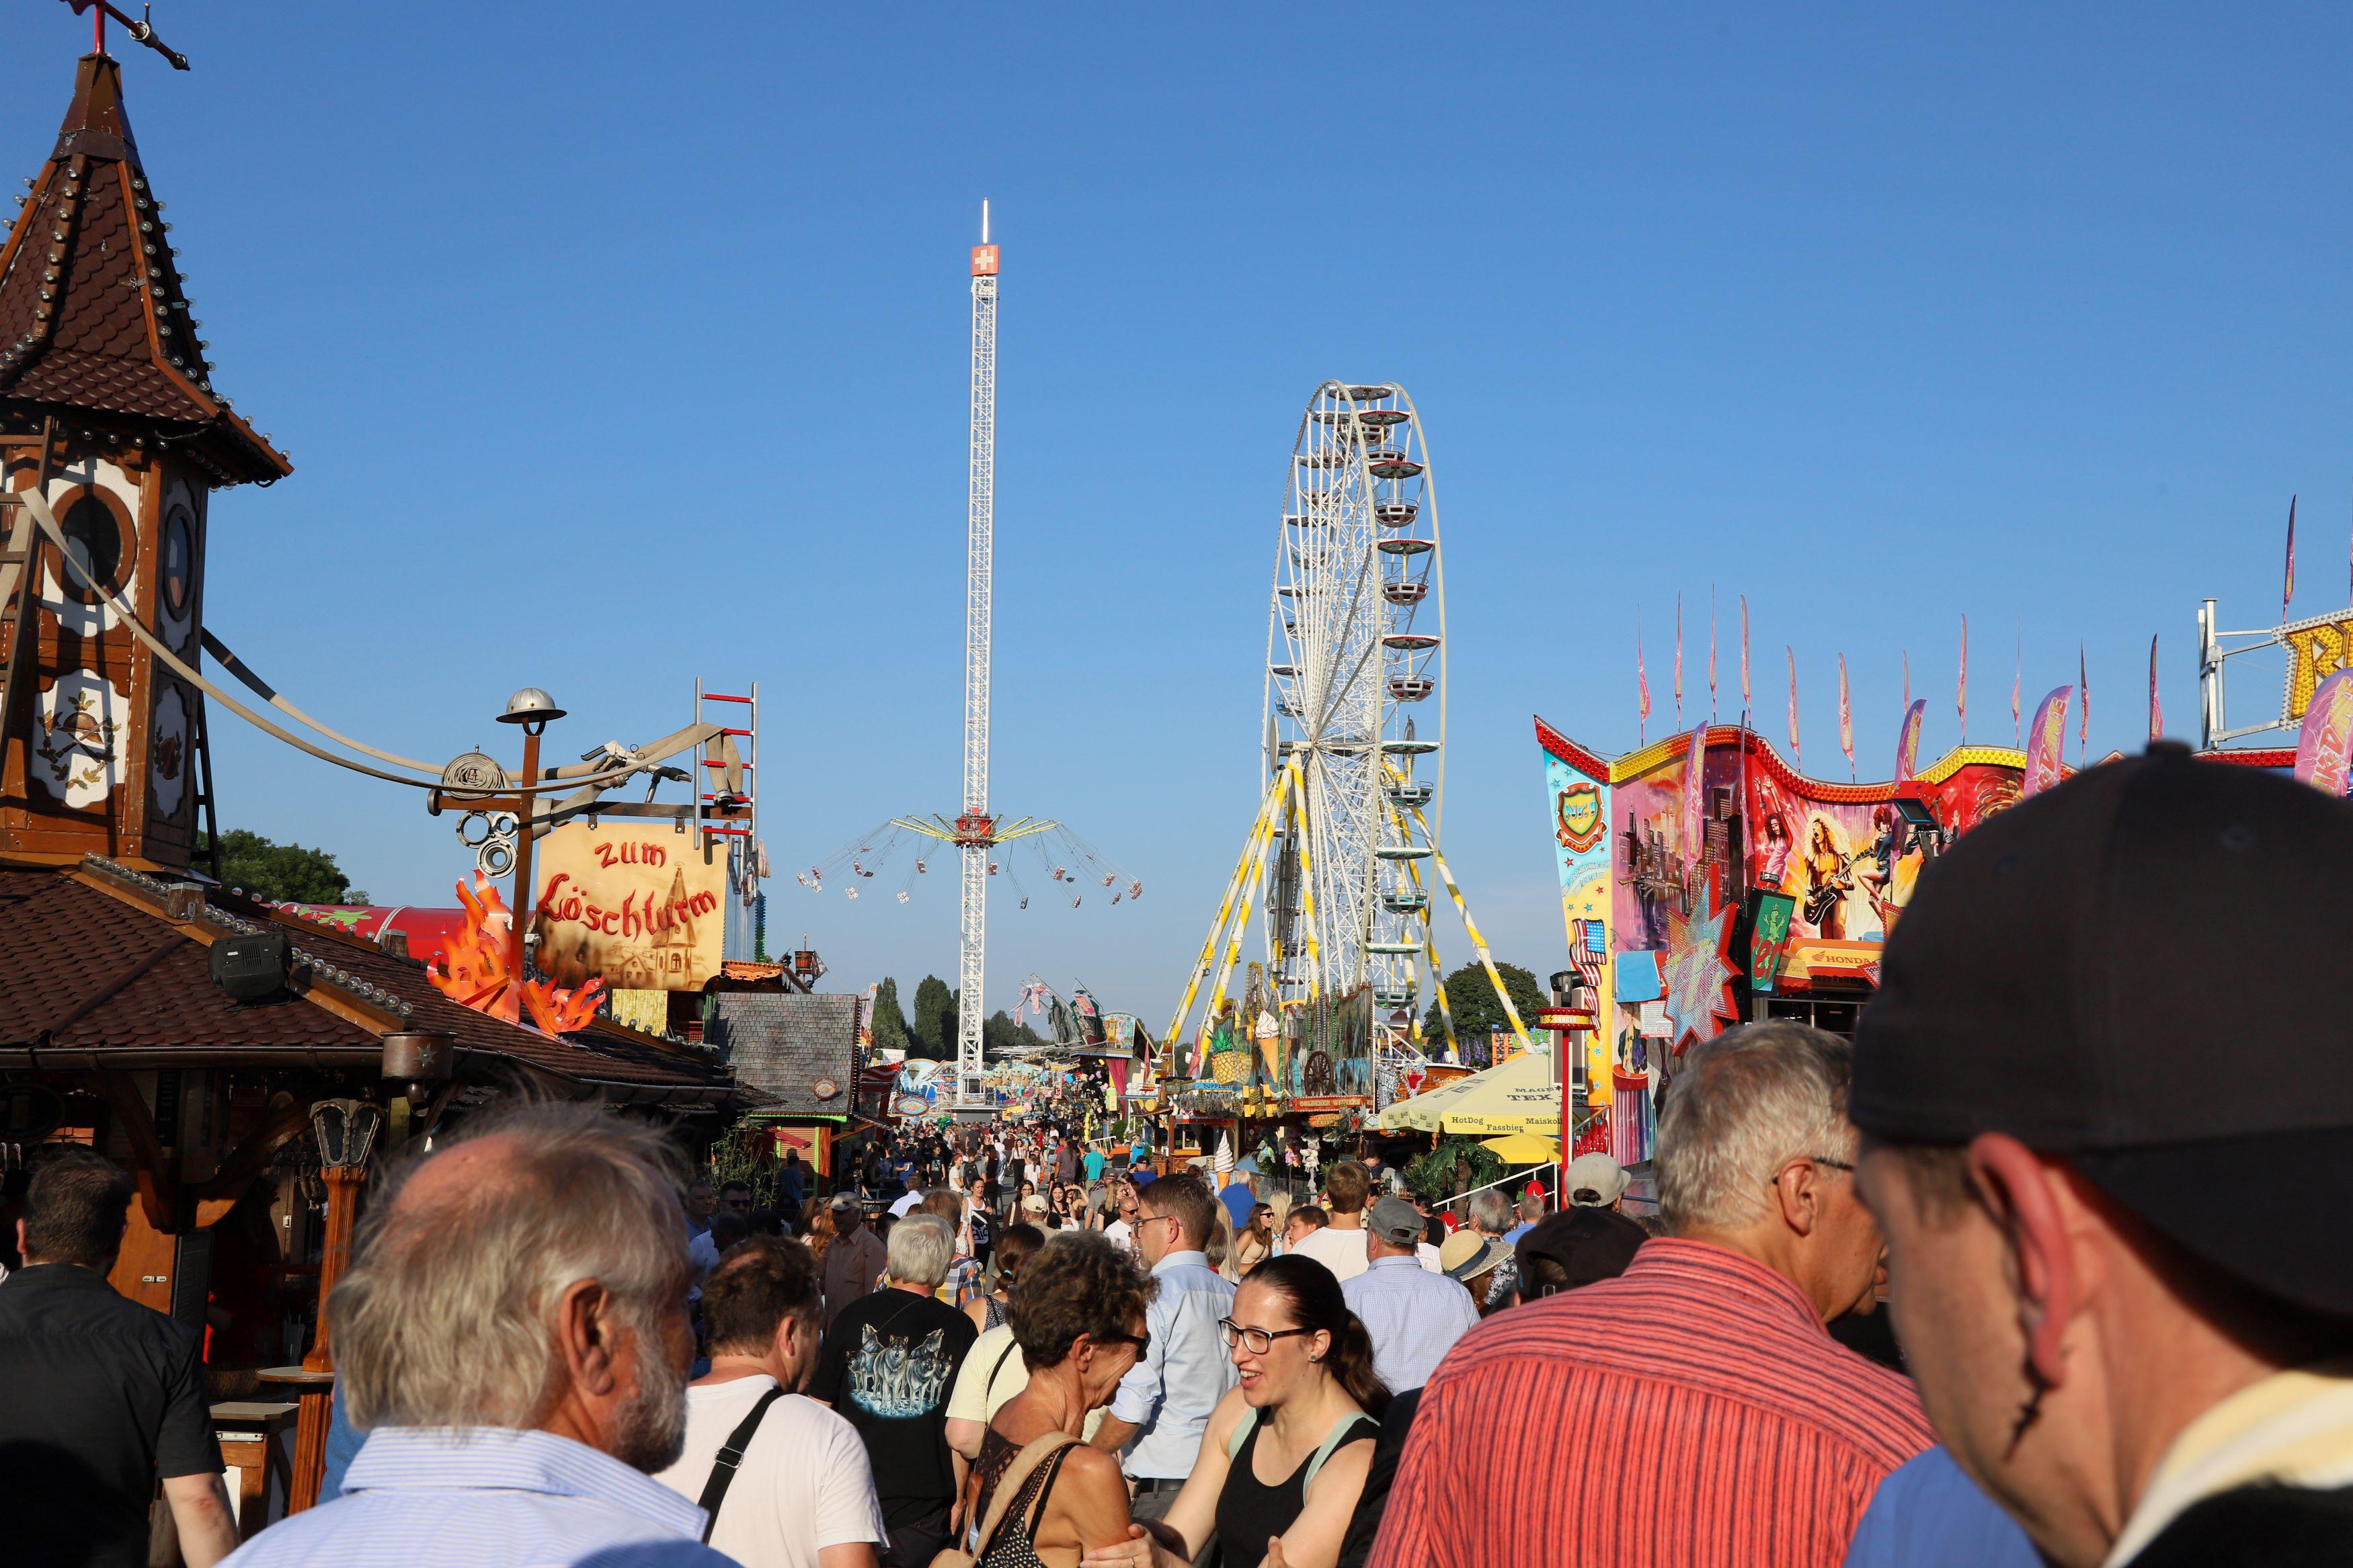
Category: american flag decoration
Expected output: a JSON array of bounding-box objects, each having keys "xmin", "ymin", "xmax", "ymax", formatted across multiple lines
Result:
[
  {"xmin": 1570, "ymin": 919, "xmax": 1606, "ymax": 995},
  {"xmin": 2149, "ymin": 633, "xmax": 2162, "ymax": 743}
]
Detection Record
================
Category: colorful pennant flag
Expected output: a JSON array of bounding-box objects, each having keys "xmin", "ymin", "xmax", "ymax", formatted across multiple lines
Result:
[
  {"xmin": 1902, "ymin": 649, "xmax": 1910, "ymax": 718},
  {"xmin": 1837, "ymin": 654, "xmax": 1855, "ymax": 778},
  {"xmin": 2295, "ymin": 669, "xmax": 2353, "ymax": 795},
  {"xmin": 1681, "ymin": 723, "xmax": 1708, "ymax": 862},
  {"xmin": 2012, "ymin": 624, "xmax": 2022, "ymax": 745},
  {"xmin": 1895, "ymin": 698, "xmax": 1926, "ymax": 784},
  {"xmin": 2024, "ymin": 686, "xmax": 2073, "ymax": 796},
  {"xmin": 1786, "ymin": 645, "xmax": 1800, "ymax": 765},
  {"xmin": 1708, "ymin": 587, "xmax": 1718, "ymax": 718},
  {"xmin": 2149, "ymin": 634, "xmax": 2162, "ymax": 743},
  {"xmin": 1638, "ymin": 606, "xmax": 1650, "ymax": 743},
  {"xmin": 2078, "ymin": 642, "xmax": 2089, "ymax": 762},
  {"xmin": 2286, "ymin": 494, "xmax": 2299, "ymax": 620},
  {"xmin": 1956, "ymin": 614, "xmax": 1968, "ymax": 739},
  {"xmin": 1739, "ymin": 595, "xmax": 1751, "ymax": 710},
  {"xmin": 1674, "ymin": 595, "xmax": 1684, "ymax": 727}
]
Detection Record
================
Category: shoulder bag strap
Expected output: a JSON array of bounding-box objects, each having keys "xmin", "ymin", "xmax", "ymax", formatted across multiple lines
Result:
[
  {"xmin": 983, "ymin": 1339, "xmax": 1021, "ymax": 1407},
  {"xmin": 1301, "ymin": 1414, "xmax": 1381, "ymax": 1495},
  {"xmin": 696, "ymin": 1385, "xmax": 789, "ymax": 1542},
  {"xmin": 969, "ymin": 1435, "xmax": 1081, "ymax": 1560}
]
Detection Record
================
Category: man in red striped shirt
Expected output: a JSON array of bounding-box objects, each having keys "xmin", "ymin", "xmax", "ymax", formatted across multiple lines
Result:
[{"xmin": 1367, "ymin": 1024, "xmax": 1932, "ymax": 1568}]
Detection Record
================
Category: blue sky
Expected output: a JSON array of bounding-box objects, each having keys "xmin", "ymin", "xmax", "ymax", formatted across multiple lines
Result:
[{"xmin": 19, "ymin": 5, "xmax": 2349, "ymax": 1017}]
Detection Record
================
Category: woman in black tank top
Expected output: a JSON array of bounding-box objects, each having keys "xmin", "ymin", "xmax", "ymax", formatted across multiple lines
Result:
[{"xmin": 1103, "ymin": 1256, "xmax": 1389, "ymax": 1568}]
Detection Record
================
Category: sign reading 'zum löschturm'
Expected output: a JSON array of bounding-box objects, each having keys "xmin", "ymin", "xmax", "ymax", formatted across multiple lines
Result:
[{"xmin": 529, "ymin": 825, "xmax": 724, "ymax": 992}]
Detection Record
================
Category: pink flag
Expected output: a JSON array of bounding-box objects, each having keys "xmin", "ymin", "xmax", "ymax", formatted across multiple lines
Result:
[
  {"xmin": 1638, "ymin": 607, "xmax": 1650, "ymax": 743},
  {"xmin": 1675, "ymin": 595, "xmax": 1684, "ymax": 726},
  {"xmin": 1956, "ymin": 614, "xmax": 1968, "ymax": 737},
  {"xmin": 2286, "ymin": 494, "xmax": 2299, "ymax": 618},
  {"xmin": 2012, "ymin": 626, "xmax": 2022, "ymax": 745},
  {"xmin": 1902, "ymin": 649, "xmax": 1911, "ymax": 716},
  {"xmin": 1837, "ymin": 654, "xmax": 1855, "ymax": 777},
  {"xmin": 2295, "ymin": 669, "xmax": 2353, "ymax": 795},
  {"xmin": 1708, "ymin": 589, "xmax": 1718, "ymax": 717},
  {"xmin": 1895, "ymin": 698, "xmax": 1926, "ymax": 784},
  {"xmin": 2149, "ymin": 634, "xmax": 2162, "ymax": 743},
  {"xmin": 1740, "ymin": 595, "xmax": 1751, "ymax": 709},
  {"xmin": 1682, "ymin": 723, "xmax": 1708, "ymax": 861},
  {"xmin": 1786, "ymin": 645, "xmax": 1800, "ymax": 765},
  {"xmin": 2024, "ymin": 686, "xmax": 2073, "ymax": 796},
  {"xmin": 2078, "ymin": 642, "xmax": 2089, "ymax": 759}
]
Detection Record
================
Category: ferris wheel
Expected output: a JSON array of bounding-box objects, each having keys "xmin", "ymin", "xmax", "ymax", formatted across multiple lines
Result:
[
  {"xmin": 1166, "ymin": 380, "xmax": 1527, "ymax": 1089},
  {"xmin": 1263, "ymin": 381, "xmax": 1443, "ymax": 1021}
]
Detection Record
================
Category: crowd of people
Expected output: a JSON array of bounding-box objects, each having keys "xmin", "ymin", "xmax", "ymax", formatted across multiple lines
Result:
[{"xmin": 3, "ymin": 747, "xmax": 2349, "ymax": 1567}]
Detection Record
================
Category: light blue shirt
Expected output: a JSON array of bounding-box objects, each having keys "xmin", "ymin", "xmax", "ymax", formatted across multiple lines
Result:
[
  {"xmin": 222, "ymin": 1427, "xmax": 733, "ymax": 1568},
  {"xmin": 1109, "ymin": 1249, "xmax": 1238, "ymax": 1480},
  {"xmin": 1339, "ymin": 1253, "xmax": 1480, "ymax": 1394},
  {"xmin": 1841, "ymin": 1446, "xmax": 2041, "ymax": 1568}
]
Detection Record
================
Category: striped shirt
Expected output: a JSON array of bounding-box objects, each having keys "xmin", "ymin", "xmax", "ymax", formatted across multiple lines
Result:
[{"xmin": 1367, "ymin": 1239, "xmax": 1933, "ymax": 1568}]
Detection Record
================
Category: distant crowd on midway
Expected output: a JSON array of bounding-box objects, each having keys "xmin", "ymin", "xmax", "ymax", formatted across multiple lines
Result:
[{"xmin": 3, "ymin": 744, "xmax": 2350, "ymax": 1568}]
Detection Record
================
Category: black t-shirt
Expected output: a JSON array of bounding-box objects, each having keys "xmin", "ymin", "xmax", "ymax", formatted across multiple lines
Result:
[
  {"xmin": 0, "ymin": 1264, "xmax": 222, "ymax": 1568},
  {"xmin": 809, "ymin": 1284, "xmax": 977, "ymax": 1516}
]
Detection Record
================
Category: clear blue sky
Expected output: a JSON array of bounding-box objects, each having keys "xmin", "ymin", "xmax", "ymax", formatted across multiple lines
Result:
[{"xmin": 17, "ymin": 5, "xmax": 2348, "ymax": 1017}]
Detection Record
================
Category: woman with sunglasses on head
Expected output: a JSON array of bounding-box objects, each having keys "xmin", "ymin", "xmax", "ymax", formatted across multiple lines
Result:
[
  {"xmin": 1082, "ymin": 1255, "xmax": 1386, "ymax": 1568},
  {"xmin": 968, "ymin": 1221, "xmax": 1046, "ymax": 1335},
  {"xmin": 965, "ymin": 1231, "xmax": 1160, "ymax": 1568}
]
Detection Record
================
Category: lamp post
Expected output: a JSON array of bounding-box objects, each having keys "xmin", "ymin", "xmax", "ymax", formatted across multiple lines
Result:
[
  {"xmin": 288, "ymin": 1097, "xmax": 385, "ymax": 1512},
  {"xmin": 494, "ymin": 688, "xmax": 566, "ymax": 957}
]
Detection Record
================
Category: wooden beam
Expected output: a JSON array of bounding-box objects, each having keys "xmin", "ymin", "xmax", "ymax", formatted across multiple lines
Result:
[{"xmin": 193, "ymin": 1101, "xmax": 313, "ymax": 1228}]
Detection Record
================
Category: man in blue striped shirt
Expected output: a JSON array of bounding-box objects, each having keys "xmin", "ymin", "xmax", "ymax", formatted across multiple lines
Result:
[{"xmin": 223, "ymin": 1104, "xmax": 733, "ymax": 1567}]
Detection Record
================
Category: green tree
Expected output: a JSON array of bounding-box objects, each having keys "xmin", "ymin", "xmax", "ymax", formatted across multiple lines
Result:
[
  {"xmin": 869, "ymin": 977, "xmax": 914, "ymax": 1055},
  {"xmin": 1422, "ymin": 960, "xmax": 1547, "ymax": 1046},
  {"xmin": 983, "ymin": 1009, "xmax": 1050, "ymax": 1056},
  {"xmin": 910, "ymin": 974, "xmax": 955, "ymax": 1060},
  {"xmin": 218, "ymin": 829, "xmax": 368, "ymax": 905}
]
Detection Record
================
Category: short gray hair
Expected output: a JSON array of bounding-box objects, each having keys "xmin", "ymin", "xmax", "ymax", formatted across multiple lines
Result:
[
  {"xmin": 333, "ymin": 1100, "xmax": 690, "ymax": 1429},
  {"xmin": 888, "ymin": 1212, "xmax": 955, "ymax": 1287},
  {"xmin": 1467, "ymin": 1190, "xmax": 1512, "ymax": 1236},
  {"xmin": 1655, "ymin": 1022, "xmax": 1856, "ymax": 1235}
]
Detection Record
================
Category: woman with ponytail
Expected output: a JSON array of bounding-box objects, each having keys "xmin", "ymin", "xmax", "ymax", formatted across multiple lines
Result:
[{"xmin": 1082, "ymin": 1255, "xmax": 1384, "ymax": 1568}]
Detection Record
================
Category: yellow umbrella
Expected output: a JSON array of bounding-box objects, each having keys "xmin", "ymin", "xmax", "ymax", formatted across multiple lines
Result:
[
  {"xmin": 1479, "ymin": 1132, "xmax": 1559, "ymax": 1165},
  {"xmin": 1437, "ymin": 1052, "xmax": 1561, "ymax": 1137}
]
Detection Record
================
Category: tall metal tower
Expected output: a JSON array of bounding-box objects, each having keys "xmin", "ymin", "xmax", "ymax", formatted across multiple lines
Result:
[{"xmin": 951, "ymin": 204, "xmax": 1001, "ymax": 1106}]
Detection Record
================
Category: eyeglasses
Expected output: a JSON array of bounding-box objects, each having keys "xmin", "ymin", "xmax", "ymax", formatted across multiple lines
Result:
[
  {"xmin": 1101, "ymin": 1329, "xmax": 1152, "ymax": 1357},
  {"xmin": 1219, "ymin": 1318, "xmax": 1314, "ymax": 1354},
  {"xmin": 723, "ymin": 1198, "xmax": 751, "ymax": 1210},
  {"xmin": 1765, "ymin": 1154, "xmax": 1856, "ymax": 1188},
  {"xmin": 1135, "ymin": 1212, "xmax": 1180, "ymax": 1233}
]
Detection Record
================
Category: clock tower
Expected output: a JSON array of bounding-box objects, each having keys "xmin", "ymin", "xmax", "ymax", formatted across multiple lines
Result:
[{"xmin": 0, "ymin": 50, "xmax": 289, "ymax": 871}]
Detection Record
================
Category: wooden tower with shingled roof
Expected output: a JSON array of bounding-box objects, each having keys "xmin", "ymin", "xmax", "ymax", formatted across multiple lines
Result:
[{"xmin": 0, "ymin": 48, "xmax": 288, "ymax": 872}]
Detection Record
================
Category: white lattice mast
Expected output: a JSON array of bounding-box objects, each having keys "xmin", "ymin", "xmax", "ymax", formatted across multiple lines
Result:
[{"xmin": 953, "ymin": 203, "xmax": 1000, "ymax": 1105}]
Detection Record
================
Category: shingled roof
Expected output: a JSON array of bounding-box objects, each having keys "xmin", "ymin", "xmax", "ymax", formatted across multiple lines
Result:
[
  {"xmin": 707, "ymin": 993, "xmax": 863, "ymax": 1118},
  {"xmin": 0, "ymin": 53, "xmax": 286, "ymax": 486},
  {"xmin": 0, "ymin": 860, "xmax": 744, "ymax": 1107}
]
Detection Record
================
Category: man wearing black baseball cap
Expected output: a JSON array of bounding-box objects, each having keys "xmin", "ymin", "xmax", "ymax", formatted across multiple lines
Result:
[{"xmin": 1853, "ymin": 742, "xmax": 2353, "ymax": 1567}]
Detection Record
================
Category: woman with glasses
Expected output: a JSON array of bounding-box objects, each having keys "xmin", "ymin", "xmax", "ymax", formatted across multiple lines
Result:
[
  {"xmin": 1082, "ymin": 1255, "xmax": 1386, "ymax": 1568},
  {"xmin": 965, "ymin": 1231, "xmax": 1158, "ymax": 1568}
]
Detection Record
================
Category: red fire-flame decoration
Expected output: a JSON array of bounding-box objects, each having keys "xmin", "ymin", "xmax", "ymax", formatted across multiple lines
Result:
[{"xmin": 427, "ymin": 874, "xmax": 606, "ymax": 1034}]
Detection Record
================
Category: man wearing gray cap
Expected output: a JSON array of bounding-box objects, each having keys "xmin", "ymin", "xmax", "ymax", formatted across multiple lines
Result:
[
  {"xmin": 1853, "ymin": 744, "xmax": 2353, "ymax": 1567},
  {"xmin": 1564, "ymin": 1151, "xmax": 1632, "ymax": 1210},
  {"xmin": 1341, "ymin": 1197, "xmax": 1480, "ymax": 1394}
]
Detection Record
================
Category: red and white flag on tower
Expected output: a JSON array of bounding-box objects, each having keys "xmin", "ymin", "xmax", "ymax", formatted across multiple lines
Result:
[
  {"xmin": 2149, "ymin": 634, "xmax": 2163, "ymax": 743},
  {"xmin": 1787, "ymin": 645, "xmax": 1801, "ymax": 766}
]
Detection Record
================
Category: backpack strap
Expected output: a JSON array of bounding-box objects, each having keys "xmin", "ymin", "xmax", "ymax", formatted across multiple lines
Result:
[
  {"xmin": 696, "ymin": 1385, "xmax": 787, "ymax": 1542},
  {"xmin": 1225, "ymin": 1405, "xmax": 1260, "ymax": 1462},
  {"xmin": 1302, "ymin": 1414, "xmax": 1380, "ymax": 1495},
  {"xmin": 968, "ymin": 1435, "xmax": 1082, "ymax": 1561}
]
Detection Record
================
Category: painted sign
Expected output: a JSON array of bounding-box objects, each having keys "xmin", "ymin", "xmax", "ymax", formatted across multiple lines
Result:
[
  {"xmin": 1541, "ymin": 741, "xmax": 1615, "ymax": 1104},
  {"xmin": 530, "ymin": 824, "xmax": 725, "ymax": 991},
  {"xmin": 1749, "ymin": 889, "xmax": 1796, "ymax": 995},
  {"xmin": 2283, "ymin": 612, "xmax": 2353, "ymax": 723},
  {"xmin": 2296, "ymin": 669, "xmax": 2353, "ymax": 796}
]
